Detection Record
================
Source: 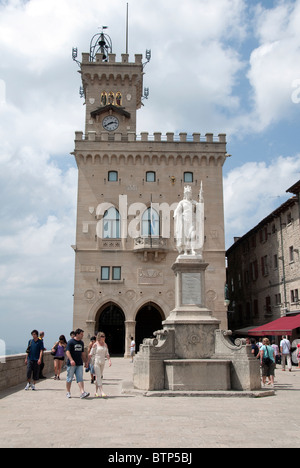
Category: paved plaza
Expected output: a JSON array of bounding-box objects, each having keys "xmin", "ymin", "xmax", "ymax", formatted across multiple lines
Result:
[{"xmin": 0, "ymin": 357, "xmax": 300, "ymax": 448}]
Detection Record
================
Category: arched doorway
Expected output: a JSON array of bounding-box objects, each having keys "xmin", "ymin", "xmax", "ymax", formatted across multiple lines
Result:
[
  {"xmin": 135, "ymin": 303, "xmax": 164, "ymax": 352},
  {"xmin": 97, "ymin": 303, "xmax": 125, "ymax": 355}
]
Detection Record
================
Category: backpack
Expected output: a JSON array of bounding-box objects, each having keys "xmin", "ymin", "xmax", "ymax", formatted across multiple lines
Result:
[{"xmin": 262, "ymin": 346, "xmax": 272, "ymax": 366}]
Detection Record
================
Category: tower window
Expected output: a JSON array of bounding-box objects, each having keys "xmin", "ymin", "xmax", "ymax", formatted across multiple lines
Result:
[
  {"xmin": 146, "ymin": 171, "xmax": 156, "ymax": 182},
  {"xmin": 184, "ymin": 172, "xmax": 193, "ymax": 183},
  {"xmin": 101, "ymin": 267, "xmax": 110, "ymax": 281},
  {"xmin": 100, "ymin": 266, "xmax": 121, "ymax": 281},
  {"xmin": 108, "ymin": 171, "xmax": 118, "ymax": 182},
  {"xmin": 112, "ymin": 267, "xmax": 121, "ymax": 281}
]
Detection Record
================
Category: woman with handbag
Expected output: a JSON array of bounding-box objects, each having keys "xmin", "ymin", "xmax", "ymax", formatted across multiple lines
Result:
[
  {"xmin": 88, "ymin": 332, "xmax": 111, "ymax": 397},
  {"xmin": 52, "ymin": 335, "xmax": 67, "ymax": 380},
  {"xmin": 260, "ymin": 337, "xmax": 276, "ymax": 387}
]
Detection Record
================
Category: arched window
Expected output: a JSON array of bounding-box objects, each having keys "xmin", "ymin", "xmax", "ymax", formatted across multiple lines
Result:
[
  {"xmin": 103, "ymin": 207, "xmax": 120, "ymax": 238},
  {"xmin": 141, "ymin": 207, "xmax": 160, "ymax": 237}
]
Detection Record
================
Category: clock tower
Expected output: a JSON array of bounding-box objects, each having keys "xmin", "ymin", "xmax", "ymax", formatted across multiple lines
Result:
[
  {"xmin": 71, "ymin": 29, "xmax": 228, "ymax": 357},
  {"xmin": 78, "ymin": 29, "xmax": 144, "ymax": 136}
]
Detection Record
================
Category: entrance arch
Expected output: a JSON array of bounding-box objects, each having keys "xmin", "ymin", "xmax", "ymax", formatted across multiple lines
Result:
[
  {"xmin": 97, "ymin": 303, "xmax": 125, "ymax": 355},
  {"xmin": 135, "ymin": 303, "xmax": 165, "ymax": 352}
]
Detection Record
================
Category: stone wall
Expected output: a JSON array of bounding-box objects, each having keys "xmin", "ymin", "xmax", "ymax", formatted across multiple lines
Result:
[{"xmin": 0, "ymin": 351, "xmax": 55, "ymax": 392}]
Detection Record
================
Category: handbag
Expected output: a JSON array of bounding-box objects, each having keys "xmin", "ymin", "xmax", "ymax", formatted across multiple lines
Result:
[
  {"xmin": 262, "ymin": 345, "xmax": 272, "ymax": 366},
  {"xmin": 51, "ymin": 342, "xmax": 59, "ymax": 356}
]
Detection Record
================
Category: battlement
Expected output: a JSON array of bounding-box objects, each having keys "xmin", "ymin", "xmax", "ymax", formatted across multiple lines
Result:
[
  {"xmin": 81, "ymin": 52, "xmax": 143, "ymax": 65},
  {"xmin": 75, "ymin": 131, "xmax": 226, "ymax": 144}
]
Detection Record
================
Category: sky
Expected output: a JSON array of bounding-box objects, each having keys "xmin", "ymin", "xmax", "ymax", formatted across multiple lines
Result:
[{"xmin": 0, "ymin": 0, "xmax": 300, "ymax": 352}]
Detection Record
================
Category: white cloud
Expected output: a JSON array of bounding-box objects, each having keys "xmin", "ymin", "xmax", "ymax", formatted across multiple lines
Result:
[
  {"xmin": 246, "ymin": 0, "xmax": 300, "ymax": 130},
  {"xmin": 224, "ymin": 154, "xmax": 300, "ymax": 247}
]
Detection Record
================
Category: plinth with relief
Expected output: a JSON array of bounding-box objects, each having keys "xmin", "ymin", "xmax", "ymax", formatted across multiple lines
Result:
[
  {"xmin": 163, "ymin": 255, "xmax": 220, "ymax": 359},
  {"xmin": 161, "ymin": 255, "xmax": 231, "ymax": 391},
  {"xmin": 133, "ymin": 251, "xmax": 261, "ymax": 392}
]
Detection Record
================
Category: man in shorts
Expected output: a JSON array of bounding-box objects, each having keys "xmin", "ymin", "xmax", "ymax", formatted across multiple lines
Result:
[
  {"xmin": 24, "ymin": 329, "xmax": 44, "ymax": 391},
  {"xmin": 66, "ymin": 328, "xmax": 90, "ymax": 399}
]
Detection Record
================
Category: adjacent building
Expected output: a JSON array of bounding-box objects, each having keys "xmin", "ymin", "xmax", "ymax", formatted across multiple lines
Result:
[{"xmin": 226, "ymin": 180, "xmax": 300, "ymax": 334}]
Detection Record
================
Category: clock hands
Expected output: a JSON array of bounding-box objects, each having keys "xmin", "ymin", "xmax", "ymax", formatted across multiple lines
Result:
[
  {"xmin": 105, "ymin": 121, "xmax": 115, "ymax": 129},
  {"xmin": 102, "ymin": 116, "xmax": 119, "ymax": 131}
]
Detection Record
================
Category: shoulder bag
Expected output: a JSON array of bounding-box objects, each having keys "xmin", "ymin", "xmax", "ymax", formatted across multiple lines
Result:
[{"xmin": 51, "ymin": 342, "xmax": 59, "ymax": 356}]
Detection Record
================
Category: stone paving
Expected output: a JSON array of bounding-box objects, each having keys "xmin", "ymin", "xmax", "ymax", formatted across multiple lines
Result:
[{"xmin": 0, "ymin": 357, "xmax": 300, "ymax": 448}]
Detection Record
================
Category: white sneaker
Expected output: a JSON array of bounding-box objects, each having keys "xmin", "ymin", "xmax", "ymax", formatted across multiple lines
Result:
[
  {"xmin": 31, "ymin": 384, "xmax": 36, "ymax": 391},
  {"xmin": 25, "ymin": 383, "xmax": 31, "ymax": 391},
  {"xmin": 80, "ymin": 391, "xmax": 90, "ymax": 399},
  {"xmin": 66, "ymin": 392, "xmax": 71, "ymax": 399}
]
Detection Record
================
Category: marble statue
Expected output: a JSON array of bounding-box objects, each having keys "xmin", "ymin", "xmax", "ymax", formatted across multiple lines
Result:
[{"xmin": 174, "ymin": 184, "xmax": 204, "ymax": 256}]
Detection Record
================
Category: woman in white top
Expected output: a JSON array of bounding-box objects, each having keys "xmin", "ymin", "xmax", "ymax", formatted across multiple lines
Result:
[{"xmin": 89, "ymin": 332, "xmax": 111, "ymax": 397}]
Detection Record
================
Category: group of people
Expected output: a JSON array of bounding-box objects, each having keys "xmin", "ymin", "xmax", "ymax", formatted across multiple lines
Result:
[
  {"xmin": 25, "ymin": 329, "xmax": 299, "ymax": 393},
  {"xmin": 247, "ymin": 335, "xmax": 300, "ymax": 386},
  {"xmin": 25, "ymin": 328, "xmax": 120, "ymax": 399}
]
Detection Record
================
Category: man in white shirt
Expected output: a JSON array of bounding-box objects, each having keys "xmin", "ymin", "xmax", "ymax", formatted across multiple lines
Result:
[
  {"xmin": 280, "ymin": 335, "xmax": 292, "ymax": 372},
  {"xmin": 130, "ymin": 337, "xmax": 136, "ymax": 363}
]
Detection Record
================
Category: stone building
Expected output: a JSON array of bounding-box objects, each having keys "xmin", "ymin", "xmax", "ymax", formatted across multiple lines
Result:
[
  {"xmin": 71, "ymin": 32, "xmax": 228, "ymax": 356},
  {"xmin": 226, "ymin": 180, "xmax": 300, "ymax": 333}
]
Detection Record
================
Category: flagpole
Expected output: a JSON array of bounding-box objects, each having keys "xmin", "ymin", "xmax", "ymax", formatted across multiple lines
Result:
[{"xmin": 126, "ymin": 3, "xmax": 129, "ymax": 54}]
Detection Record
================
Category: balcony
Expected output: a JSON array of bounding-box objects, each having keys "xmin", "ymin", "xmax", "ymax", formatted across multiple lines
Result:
[{"xmin": 133, "ymin": 237, "xmax": 169, "ymax": 263}]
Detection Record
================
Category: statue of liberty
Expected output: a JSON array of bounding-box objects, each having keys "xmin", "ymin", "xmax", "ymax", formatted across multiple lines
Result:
[{"xmin": 174, "ymin": 184, "xmax": 204, "ymax": 257}]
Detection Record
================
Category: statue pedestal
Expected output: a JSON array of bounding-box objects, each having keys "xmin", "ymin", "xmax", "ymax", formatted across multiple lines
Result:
[
  {"xmin": 163, "ymin": 256, "xmax": 220, "ymax": 359},
  {"xmin": 133, "ymin": 255, "xmax": 261, "ymax": 393}
]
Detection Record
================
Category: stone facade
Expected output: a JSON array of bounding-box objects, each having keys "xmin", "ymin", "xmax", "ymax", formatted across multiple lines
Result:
[
  {"xmin": 226, "ymin": 181, "xmax": 300, "ymax": 334},
  {"xmin": 72, "ymin": 47, "xmax": 228, "ymax": 356}
]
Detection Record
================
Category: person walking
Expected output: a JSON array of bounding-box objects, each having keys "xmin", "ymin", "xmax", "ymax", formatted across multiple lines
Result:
[
  {"xmin": 88, "ymin": 332, "xmax": 111, "ymax": 398},
  {"xmin": 250, "ymin": 338, "xmax": 259, "ymax": 357},
  {"xmin": 38, "ymin": 331, "xmax": 46, "ymax": 379},
  {"xmin": 65, "ymin": 329, "xmax": 90, "ymax": 399},
  {"xmin": 87, "ymin": 336, "xmax": 96, "ymax": 384},
  {"xmin": 52, "ymin": 335, "xmax": 67, "ymax": 380},
  {"xmin": 130, "ymin": 336, "xmax": 136, "ymax": 362},
  {"xmin": 280, "ymin": 335, "xmax": 292, "ymax": 372},
  {"xmin": 24, "ymin": 330, "xmax": 44, "ymax": 391},
  {"xmin": 271, "ymin": 340, "xmax": 280, "ymax": 366},
  {"xmin": 260, "ymin": 337, "xmax": 276, "ymax": 386}
]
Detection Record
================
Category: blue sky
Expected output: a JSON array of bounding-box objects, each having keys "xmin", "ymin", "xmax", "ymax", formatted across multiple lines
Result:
[{"xmin": 0, "ymin": 0, "xmax": 300, "ymax": 351}]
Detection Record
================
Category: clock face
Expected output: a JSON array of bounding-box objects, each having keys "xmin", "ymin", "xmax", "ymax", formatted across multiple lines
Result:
[{"xmin": 102, "ymin": 115, "xmax": 119, "ymax": 131}]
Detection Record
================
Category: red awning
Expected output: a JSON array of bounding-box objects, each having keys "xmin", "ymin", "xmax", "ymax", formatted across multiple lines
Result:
[{"xmin": 248, "ymin": 315, "xmax": 300, "ymax": 336}]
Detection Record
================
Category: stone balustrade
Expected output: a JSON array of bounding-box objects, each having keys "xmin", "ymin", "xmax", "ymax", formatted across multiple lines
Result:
[{"xmin": 0, "ymin": 351, "xmax": 55, "ymax": 391}]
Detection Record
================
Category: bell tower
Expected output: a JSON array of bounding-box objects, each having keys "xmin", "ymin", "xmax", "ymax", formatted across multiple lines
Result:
[{"xmin": 75, "ymin": 28, "xmax": 145, "ymax": 136}]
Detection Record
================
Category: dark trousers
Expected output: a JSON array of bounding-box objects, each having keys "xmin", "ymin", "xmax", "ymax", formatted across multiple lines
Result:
[{"xmin": 27, "ymin": 360, "xmax": 40, "ymax": 381}]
